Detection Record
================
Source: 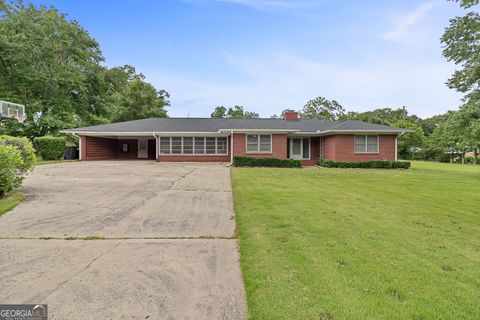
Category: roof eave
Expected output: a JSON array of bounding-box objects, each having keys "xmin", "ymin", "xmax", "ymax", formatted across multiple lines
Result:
[
  {"xmin": 318, "ymin": 129, "xmax": 411, "ymax": 135},
  {"xmin": 218, "ymin": 129, "xmax": 300, "ymax": 134}
]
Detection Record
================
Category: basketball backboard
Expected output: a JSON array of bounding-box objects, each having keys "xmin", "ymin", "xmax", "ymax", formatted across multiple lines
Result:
[{"xmin": 0, "ymin": 100, "xmax": 26, "ymax": 123}]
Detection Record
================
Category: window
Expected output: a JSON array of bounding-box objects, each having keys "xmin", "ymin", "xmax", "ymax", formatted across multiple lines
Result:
[
  {"xmin": 160, "ymin": 137, "xmax": 170, "ymax": 154},
  {"xmin": 367, "ymin": 135, "xmax": 378, "ymax": 153},
  {"xmin": 302, "ymin": 138, "xmax": 310, "ymax": 159},
  {"xmin": 159, "ymin": 136, "xmax": 228, "ymax": 155},
  {"xmin": 171, "ymin": 137, "xmax": 182, "ymax": 154},
  {"xmin": 247, "ymin": 135, "xmax": 258, "ymax": 153},
  {"xmin": 355, "ymin": 135, "xmax": 379, "ymax": 153},
  {"xmin": 246, "ymin": 134, "xmax": 272, "ymax": 153},
  {"xmin": 260, "ymin": 135, "xmax": 271, "ymax": 152},
  {"xmin": 194, "ymin": 137, "xmax": 205, "ymax": 154},
  {"xmin": 183, "ymin": 137, "xmax": 193, "ymax": 154},
  {"xmin": 217, "ymin": 137, "xmax": 228, "ymax": 154},
  {"xmin": 206, "ymin": 137, "xmax": 216, "ymax": 154}
]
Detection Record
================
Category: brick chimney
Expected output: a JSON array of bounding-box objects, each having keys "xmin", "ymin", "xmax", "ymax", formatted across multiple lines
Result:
[{"xmin": 283, "ymin": 110, "xmax": 299, "ymax": 121}]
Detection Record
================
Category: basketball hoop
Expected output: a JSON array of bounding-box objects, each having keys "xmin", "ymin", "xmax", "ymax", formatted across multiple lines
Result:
[{"xmin": 0, "ymin": 100, "xmax": 26, "ymax": 123}]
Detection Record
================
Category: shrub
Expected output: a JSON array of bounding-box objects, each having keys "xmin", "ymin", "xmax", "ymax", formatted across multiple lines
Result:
[
  {"xmin": 0, "ymin": 145, "xmax": 23, "ymax": 196},
  {"xmin": 319, "ymin": 158, "xmax": 411, "ymax": 169},
  {"xmin": 234, "ymin": 156, "xmax": 302, "ymax": 168},
  {"xmin": 0, "ymin": 135, "xmax": 35, "ymax": 171},
  {"xmin": 33, "ymin": 136, "xmax": 65, "ymax": 160}
]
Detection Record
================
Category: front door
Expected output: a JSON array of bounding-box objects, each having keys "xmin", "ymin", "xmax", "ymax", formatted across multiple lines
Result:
[
  {"xmin": 290, "ymin": 138, "xmax": 303, "ymax": 160},
  {"xmin": 138, "ymin": 138, "xmax": 148, "ymax": 159}
]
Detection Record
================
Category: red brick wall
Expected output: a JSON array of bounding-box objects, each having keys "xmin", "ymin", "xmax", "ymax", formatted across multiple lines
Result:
[
  {"xmin": 82, "ymin": 136, "xmax": 117, "ymax": 160},
  {"xmin": 233, "ymin": 133, "xmax": 287, "ymax": 158},
  {"xmin": 322, "ymin": 135, "xmax": 336, "ymax": 160},
  {"xmin": 81, "ymin": 136, "xmax": 156, "ymax": 160},
  {"xmin": 321, "ymin": 134, "xmax": 397, "ymax": 162}
]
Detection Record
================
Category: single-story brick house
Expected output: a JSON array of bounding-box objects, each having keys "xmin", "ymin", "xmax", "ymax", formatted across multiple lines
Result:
[{"xmin": 61, "ymin": 111, "xmax": 408, "ymax": 166}]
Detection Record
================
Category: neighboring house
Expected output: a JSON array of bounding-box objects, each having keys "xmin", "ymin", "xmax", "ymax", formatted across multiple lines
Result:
[{"xmin": 61, "ymin": 111, "xmax": 408, "ymax": 166}]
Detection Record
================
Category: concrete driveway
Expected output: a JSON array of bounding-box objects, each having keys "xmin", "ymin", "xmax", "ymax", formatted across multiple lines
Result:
[{"xmin": 0, "ymin": 161, "xmax": 246, "ymax": 319}]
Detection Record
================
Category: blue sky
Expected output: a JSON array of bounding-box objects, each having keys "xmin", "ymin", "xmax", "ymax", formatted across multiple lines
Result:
[{"xmin": 34, "ymin": 0, "xmax": 465, "ymax": 118}]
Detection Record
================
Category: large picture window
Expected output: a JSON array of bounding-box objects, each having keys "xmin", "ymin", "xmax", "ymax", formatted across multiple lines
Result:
[
  {"xmin": 246, "ymin": 134, "xmax": 272, "ymax": 153},
  {"xmin": 159, "ymin": 136, "xmax": 228, "ymax": 155},
  {"xmin": 354, "ymin": 135, "xmax": 379, "ymax": 153}
]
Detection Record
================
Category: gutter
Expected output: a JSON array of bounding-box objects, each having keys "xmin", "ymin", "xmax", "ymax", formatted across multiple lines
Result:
[{"xmin": 229, "ymin": 130, "xmax": 234, "ymax": 167}]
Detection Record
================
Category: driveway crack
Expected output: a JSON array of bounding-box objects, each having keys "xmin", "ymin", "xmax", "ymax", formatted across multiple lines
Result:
[
  {"xmin": 167, "ymin": 169, "xmax": 196, "ymax": 190},
  {"xmin": 40, "ymin": 240, "xmax": 124, "ymax": 301}
]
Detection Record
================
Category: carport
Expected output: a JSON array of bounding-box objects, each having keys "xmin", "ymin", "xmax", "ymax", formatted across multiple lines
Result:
[{"xmin": 79, "ymin": 134, "xmax": 157, "ymax": 160}]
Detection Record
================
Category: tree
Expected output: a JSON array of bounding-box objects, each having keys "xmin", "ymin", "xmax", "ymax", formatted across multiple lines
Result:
[
  {"xmin": 390, "ymin": 120, "xmax": 425, "ymax": 159},
  {"xmin": 441, "ymin": 0, "xmax": 480, "ymax": 105},
  {"xmin": 210, "ymin": 105, "xmax": 259, "ymax": 119},
  {"xmin": 343, "ymin": 107, "xmax": 419, "ymax": 125},
  {"xmin": 211, "ymin": 106, "xmax": 227, "ymax": 118},
  {"xmin": 300, "ymin": 97, "xmax": 345, "ymax": 121},
  {"xmin": 0, "ymin": 2, "xmax": 169, "ymax": 138},
  {"xmin": 115, "ymin": 80, "xmax": 169, "ymax": 121}
]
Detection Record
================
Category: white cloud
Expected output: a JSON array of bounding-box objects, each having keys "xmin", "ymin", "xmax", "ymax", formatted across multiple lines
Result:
[
  {"xmin": 382, "ymin": 1, "xmax": 440, "ymax": 41},
  {"xmin": 145, "ymin": 52, "xmax": 462, "ymax": 119}
]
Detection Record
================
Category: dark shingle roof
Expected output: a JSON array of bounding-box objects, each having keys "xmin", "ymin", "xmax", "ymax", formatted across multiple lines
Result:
[{"xmin": 62, "ymin": 118, "xmax": 407, "ymax": 134}]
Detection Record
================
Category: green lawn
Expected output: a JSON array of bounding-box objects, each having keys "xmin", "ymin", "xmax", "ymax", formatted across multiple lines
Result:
[
  {"xmin": 35, "ymin": 155, "xmax": 77, "ymax": 165},
  {"xmin": 0, "ymin": 192, "xmax": 24, "ymax": 217},
  {"xmin": 232, "ymin": 161, "xmax": 480, "ymax": 320}
]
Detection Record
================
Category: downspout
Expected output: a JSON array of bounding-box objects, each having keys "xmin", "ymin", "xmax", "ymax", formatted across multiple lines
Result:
[
  {"xmin": 229, "ymin": 130, "xmax": 234, "ymax": 166},
  {"xmin": 72, "ymin": 133, "xmax": 81, "ymax": 160}
]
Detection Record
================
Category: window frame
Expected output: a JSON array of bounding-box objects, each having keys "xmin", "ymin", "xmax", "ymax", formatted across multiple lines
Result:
[
  {"xmin": 158, "ymin": 136, "xmax": 229, "ymax": 156},
  {"xmin": 245, "ymin": 134, "xmax": 272, "ymax": 154},
  {"xmin": 354, "ymin": 134, "xmax": 379, "ymax": 154}
]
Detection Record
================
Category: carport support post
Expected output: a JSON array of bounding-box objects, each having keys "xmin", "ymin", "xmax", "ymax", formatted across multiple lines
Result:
[
  {"xmin": 73, "ymin": 133, "xmax": 82, "ymax": 160},
  {"xmin": 153, "ymin": 133, "xmax": 158, "ymax": 159}
]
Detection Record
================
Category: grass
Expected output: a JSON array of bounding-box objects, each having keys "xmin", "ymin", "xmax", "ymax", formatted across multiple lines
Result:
[
  {"xmin": 231, "ymin": 161, "xmax": 480, "ymax": 320},
  {"xmin": 35, "ymin": 155, "xmax": 77, "ymax": 165},
  {"xmin": 0, "ymin": 191, "xmax": 24, "ymax": 217}
]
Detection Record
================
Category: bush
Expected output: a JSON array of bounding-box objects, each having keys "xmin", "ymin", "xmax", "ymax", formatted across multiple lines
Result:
[
  {"xmin": 33, "ymin": 136, "xmax": 65, "ymax": 160},
  {"xmin": 319, "ymin": 158, "xmax": 411, "ymax": 169},
  {"xmin": 234, "ymin": 156, "xmax": 302, "ymax": 168},
  {"xmin": 0, "ymin": 145, "xmax": 23, "ymax": 196},
  {"xmin": 0, "ymin": 135, "xmax": 36, "ymax": 171}
]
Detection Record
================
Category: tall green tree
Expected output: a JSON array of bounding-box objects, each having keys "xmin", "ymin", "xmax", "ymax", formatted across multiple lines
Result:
[
  {"xmin": 300, "ymin": 97, "xmax": 345, "ymax": 121},
  {"xmin": 441, "ymin": 0, "xmax": 480, "ymax": 104},
  {"xmin": 0, "ymin": 1, "xmax": 169, "ymax": 138},
  {"xmin": 115, "ymin": 79, "xmax": 169, "ymax": 121},
  {"xmin": 0, "ymin": 1, "xmax": 103, "ymax": 135}
]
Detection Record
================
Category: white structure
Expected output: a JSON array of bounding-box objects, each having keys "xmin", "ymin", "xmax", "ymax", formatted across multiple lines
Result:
[{"xmin": 0, "ymin": 100, "xmax": 26, "ymax": 123}]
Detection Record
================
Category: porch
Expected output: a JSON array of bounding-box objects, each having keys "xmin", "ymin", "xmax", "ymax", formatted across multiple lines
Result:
[{"xmin": 287, "ymin": 136, "xmax": 321, "ymax": 166}]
